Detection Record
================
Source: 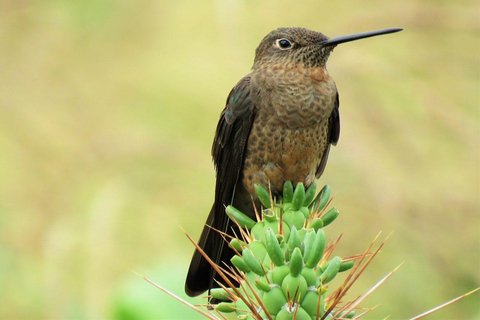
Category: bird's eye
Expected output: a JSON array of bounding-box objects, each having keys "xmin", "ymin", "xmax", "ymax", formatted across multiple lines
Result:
[{"xmin": 276, "ymin": 38, "xmax": 293, "ymax": 50}]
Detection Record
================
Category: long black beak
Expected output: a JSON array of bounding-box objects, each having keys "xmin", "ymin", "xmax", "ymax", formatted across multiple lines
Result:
[{"xmin": 322, "ymin": 28, "xmax": 403, "ymax": 47}]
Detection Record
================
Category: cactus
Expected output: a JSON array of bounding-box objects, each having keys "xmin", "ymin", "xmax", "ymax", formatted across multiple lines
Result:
[
  {"xmin": 138, "ymin": 181, "xmax": 479, "ymax": 320},
  {"xmin": 211, "ymin": 182, "xmax": 356, "ymax": 320},
  {"xmin": 138, "ymin": 181, "xmax": 478, "ymax": 319}
]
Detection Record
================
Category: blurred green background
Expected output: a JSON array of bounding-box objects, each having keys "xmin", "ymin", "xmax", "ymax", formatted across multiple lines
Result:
[{"xmin": 0, "ymin": 0, "xmax": 478, "ymax": 319}]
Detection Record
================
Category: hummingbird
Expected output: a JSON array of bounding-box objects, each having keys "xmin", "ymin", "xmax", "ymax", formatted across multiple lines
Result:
[{"xmin": 185, "ymin": 27, "xmax": 402, "ymax": 297}]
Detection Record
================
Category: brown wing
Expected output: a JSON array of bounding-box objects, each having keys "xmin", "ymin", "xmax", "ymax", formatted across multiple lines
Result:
[
  {"xmin": 316, "ymin": 91, "xmax": 340, "ymax": 177},
  {"xmin": 185, "ymin": 75, "xmax": 256, "ymax": 296},
  {"xmin": 212, "ymin": 75, "xmax": 256, "ymax": 199}
]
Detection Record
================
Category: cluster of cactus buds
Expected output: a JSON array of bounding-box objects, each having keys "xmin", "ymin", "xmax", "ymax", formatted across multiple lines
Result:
[
  {"xmin": 212, "ymin": 182, "xmax": 355, "ymax": 320},
  {"xmin": 143, "ymin": 178, "xmax": 474, "ymax": 319}
]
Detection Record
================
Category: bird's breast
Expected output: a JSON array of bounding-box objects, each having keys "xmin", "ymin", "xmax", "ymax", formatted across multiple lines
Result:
[
  {"xmin": 242, "ymin": 114, "xmax": 329, "ymax": 196},
  {"xmin": 242, "ymin": 65, "xmax": 337, "ymax": 195},
  {"xmin": 251, "ymin": 65, "xmax": 337, "ymax": 128}
]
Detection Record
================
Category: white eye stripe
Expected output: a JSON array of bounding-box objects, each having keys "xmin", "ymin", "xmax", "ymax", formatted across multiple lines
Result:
[{"xmin": 275, "ymin": 38, "xmax": 293, "ymax": 50}]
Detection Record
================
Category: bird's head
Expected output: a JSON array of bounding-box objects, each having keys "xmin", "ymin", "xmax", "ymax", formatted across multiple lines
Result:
[{"xmin": 253, "ymin": 27, "xmax": 402, "ymax": 69}]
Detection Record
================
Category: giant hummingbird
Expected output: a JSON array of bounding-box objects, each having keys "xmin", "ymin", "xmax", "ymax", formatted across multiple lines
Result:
[{"xmin": 185, "ymin": 27, "xmax": 402, "ymax": 297}]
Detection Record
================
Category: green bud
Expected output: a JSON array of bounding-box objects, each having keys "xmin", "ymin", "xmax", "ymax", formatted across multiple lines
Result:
[
  {"xmin": 210, "ymin": 288, "xmax": 234, "ymax": 301},
  {"xmin": 281, "ymin": 274, "xmax": 307, "ymax": 304},
  {"xmin": 301, "ymin": 290, "xmax": 323, "ymax": 317},
  {"xmin": 272, "ymin": 265, "xmax": 290, "ymax": 285},
  {"xmin": 231, "ymin": 255, "xmax": 250, "ymax": 272},
  {"xmin": 309, "ymin": 218, "xmax": 324, "ymax": 230},
  {"xmin": 320, "ymin": 207, "xmax": 339, "ymax": 227},
  {"xmin": 263, "ymin": 286, "xmax": 286, "ymax": 315},
  {"xmin": 319, "ymin": 256, "xmax": 341, "ymax": 284},
  {"xmin": 291, "ymin": 183, "xmax": 305, "ymax": 211},
  {"xmin": 303, "ymin": 182, "xmax": 317, "ymax": 206},
  {"xmin": 283, "ymin": 180, "xmax": 294, "ymax": 203},
  {"xmin": 304, "ymin": 229, "xmax": 326, "ymax": 268},
  {"xmin": 225, "ymin": 205, "xmax": 256, "ymax": 229},
  {"xmin": 339, "ymin": 260, "xmax": 355, "ymax": 272},
  {"xmin": 215, "ymin": 302, "xmax": 236, "ymax": 313},
  {"xmin": 265, "ymin": 228, "xmax": 285, "ymax": 266},
  {"xmin": 255, "ymin": 184, "xmax": 272, "ymax": 208},
  {"xmin": 288, "ymin": 226, "xmax": 302, "ymax": 252},
  {"xmin": 255, "ymin": 278, "xmax": 271, "ymax": 292},
  {"xmin": 302, "ymin": 228, "xmax": 316, "ymax": 259},
  {"xmin": 289, "ymin": 247, "xmax": 303, "ymax": 277},
  {"xmin": 229, "ymin": 238, "xmax": 245, "ymax": 252},
  {"xmin": 242, "ymin": 248, "xmax": 264, "ymax": 276}
]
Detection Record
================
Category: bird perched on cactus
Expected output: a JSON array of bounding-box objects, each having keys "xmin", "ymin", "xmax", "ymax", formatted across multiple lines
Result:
[{"xmin": 185, "ymin": 27, "xmax": 402, "ymax": 297}]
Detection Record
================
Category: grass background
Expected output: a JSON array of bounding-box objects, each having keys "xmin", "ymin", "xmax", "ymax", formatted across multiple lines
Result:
[{"xmin": 0, "ymin": 0, "xmax": 478, "ymax": 319}]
